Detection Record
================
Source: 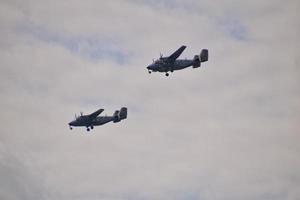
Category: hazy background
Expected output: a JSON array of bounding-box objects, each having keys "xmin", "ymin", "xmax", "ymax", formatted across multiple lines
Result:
[{"xmin": 0, "ymin": 0, "xmax": 299, "ymax": 199}]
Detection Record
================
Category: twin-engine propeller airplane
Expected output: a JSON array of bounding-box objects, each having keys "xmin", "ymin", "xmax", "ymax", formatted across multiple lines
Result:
[
  {"xmin": 68, "ymin": 46, "xmax": 208, "ymax": 131},
  {"xmin": 147, "ymin": 45, "xmax": 208, "ymax": 76},
  {"xmin": 68, "ymin": 107, "xmax": 127, "ymax": 131}
]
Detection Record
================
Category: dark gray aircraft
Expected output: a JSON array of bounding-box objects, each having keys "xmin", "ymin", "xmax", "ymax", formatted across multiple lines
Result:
[
  {"xmin": 68, "ymin": 107, "xmax": 127, "ymax": 131},
  {"xmin": 147, "ymin": 45, "xmax": 208, "ymax": 76}
]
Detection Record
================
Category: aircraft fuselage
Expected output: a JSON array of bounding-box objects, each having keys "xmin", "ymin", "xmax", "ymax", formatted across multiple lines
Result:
[
  {"xmin": 148, "ymin": 59, "xmax": 194, "ymax": 72},
  {"xmin": 147, "ymin": 46, "xmax": 208, "ymax": 76},
  {"xmin": 68, "ymin": 116, "xmax": 114, "ymax": 127},
  {"xmin": 68, "ymin": 107, "xmax": 127, "ymax": 131}
]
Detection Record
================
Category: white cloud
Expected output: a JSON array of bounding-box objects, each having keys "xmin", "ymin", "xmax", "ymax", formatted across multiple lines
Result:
[{"xmin": 0, "ymin": 0, "xmax": 299, "ymax": 199}]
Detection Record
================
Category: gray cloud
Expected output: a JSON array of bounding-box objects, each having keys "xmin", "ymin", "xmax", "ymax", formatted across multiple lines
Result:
[
  {"xmin": 0, "ymin": 0, "xmax": 300, "ymax": 199},
  {"xmin": 0, "ymin": 145, "xmax": 46, "ymax": 200}
]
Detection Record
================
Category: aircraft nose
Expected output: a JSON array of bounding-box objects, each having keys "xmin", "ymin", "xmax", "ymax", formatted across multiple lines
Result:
[
  {"xmin": 147, "ymin": 65, "xmax": 154, "ymax": 70},
  {"xmin": 68, "ymin": 121, "xmax": 74, "ymax": 126}
]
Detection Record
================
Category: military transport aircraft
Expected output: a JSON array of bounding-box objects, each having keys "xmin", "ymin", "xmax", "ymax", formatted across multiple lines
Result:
[
  {"xmin": 68, "ymin": 107, "xmax": 127, "ymax": 131},
  {"xmin": 147, "ymin": 45, "xmax": 208, "ymax": 76}
]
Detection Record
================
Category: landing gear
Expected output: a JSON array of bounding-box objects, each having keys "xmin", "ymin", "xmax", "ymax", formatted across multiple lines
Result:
[
  {"xmin": 165, "ymin": 72, "xmax": 169, "ymax": 76},
  {"xmin": 86, "ymin": 127, "xmax": 90, "ymax": 131},
  {"xmin": 69, "ymin": 126, "xmax": 73, "ymax": 130},
  {"xmin": 90, "ymin": 126, "xmax": 94, "ymax": 130},
  {"xmin": 148, "ymin": 70, "xmax": 151, "ymax": 74}
]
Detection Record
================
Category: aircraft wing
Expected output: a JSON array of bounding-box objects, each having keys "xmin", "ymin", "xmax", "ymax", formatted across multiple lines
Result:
[
  {"xmin": 167, "ymin": 45, "xmax": 186, "ymax": 62},
  {"xmin": 88, "ymin": 109, "xmax": 104, "ymax": 119}
]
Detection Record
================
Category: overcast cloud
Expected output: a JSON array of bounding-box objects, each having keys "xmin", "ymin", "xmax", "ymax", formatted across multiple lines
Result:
[{"xmin": 0, "ymin": 0, "xmax": 300, "ymax": 199}]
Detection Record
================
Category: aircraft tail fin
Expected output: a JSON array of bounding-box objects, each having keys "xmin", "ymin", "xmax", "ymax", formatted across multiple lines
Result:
[
  {"xmin": 200, "ymin": 49, "xmax": 208, "ymax": 62},
  {"xmin": 113, "ymin": 110, "xmax": 120, "ymax": 122},
  {"xmin": 113, "ymin": 107, "xmax": 127, "ymax": 123},
  {"xmin": 119, "ymin": 107, "xmax": 127, "ymax": 120},
  {"xmin": 193, "ymin": 49, "xmax": 208, "ymax": 68},
  {"xmin": 193, "ymin": 55, "xmax": 200, "ymax": 68}
]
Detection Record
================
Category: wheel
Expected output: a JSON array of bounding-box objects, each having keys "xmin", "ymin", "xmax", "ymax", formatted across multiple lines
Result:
[
  {"xmin": 165, "ymin": 73, "xmax": 169, "ymax": 76},
  {"xmin": 148, "ymin": 70, "xmax": 151, "ymax": 74},
  {"xmin": 69, "ymin": 126, "xmax": 73, "ymax": 130},
  {"xmin": 91, "ymin": 126, "xmax": 94, "ymax": 129},
  {"xmin": 87, "ymin": 128, "xmax": 90, "ymax": 131}
]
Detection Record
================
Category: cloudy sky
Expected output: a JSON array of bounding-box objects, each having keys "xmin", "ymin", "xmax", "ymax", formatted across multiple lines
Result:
[{"xmin": 0, "ymin": 0, "xmax": 300, "ymax": 199}]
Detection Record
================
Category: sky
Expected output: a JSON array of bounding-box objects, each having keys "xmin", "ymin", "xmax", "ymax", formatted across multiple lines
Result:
[{"xmin": 0, "ymin": 0, "xmax": 300, "ymax": 199}]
